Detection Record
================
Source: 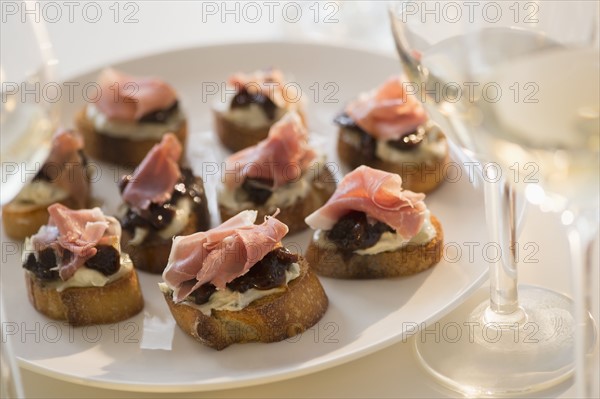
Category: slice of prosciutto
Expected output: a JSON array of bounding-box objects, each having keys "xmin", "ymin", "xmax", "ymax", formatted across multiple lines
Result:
[
  {"xmin": 305, "ymin": 166, "xmax": 427, "ymax": 240},
  {"xmin": 162, "ymin": 210, "xmax": 289, "ymax": 303},
  {"xmin": 228, "ymin": 68, "xmax": 291, "ymax": 108},
  {"xmin": 224, "ymin": 111, "xmax": 316, "ymax": 189},
  {"xmin": 39, "ymin": 128, "xmax": 89, "ymax": 208},
  {"xmin": 121, "ymin": 133, "xmax": 182, "ymax": 210},
  {"xmin": 30, "ymin": 204, "xmax": 121, "ymax": 281},
  {"xmin": 95, "ymin": 68, "xmax": 178, "ymax": 122},
  {"xmin": 346, "ymin": 76, "xmax": 428, "ymax": 141}
]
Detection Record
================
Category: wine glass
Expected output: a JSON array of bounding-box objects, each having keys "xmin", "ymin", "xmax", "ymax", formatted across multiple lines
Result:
[
  {"xmin": 1, "ymin": 16, "xmax": 57, "ymax": 398},
  {"xmin": 1, "ymin": 16, "xmax": 57, "ymax": 204},
  {"xmin": 1, "ymin": 298, "xmax": 24, "ymax": 398},
  {"xmin": 459, "ymin": 3, "xmax": 599, "ymax": 396},
  {"xmin": 390, "ymin": 0, "xmax": 598, "ymax": 396}
]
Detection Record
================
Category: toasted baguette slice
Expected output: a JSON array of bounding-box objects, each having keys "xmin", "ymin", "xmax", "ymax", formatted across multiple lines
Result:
[
  {"xmin": 213, "ymin": 108, "xmax": 307, "ymax": 152},
  {"xmin": 122, "ymin": 192, "xmax": 211, "ymax": 274},
  {"xmin": 162, "ymin": 256, "xmax": 328, "ymax": 350},
  {"xmin": 219, "ymin": 165, "xmax": 336, "ymax": 235},
  {"xmin": 2, "ymin": 196, "xmax": 84, "ymax": 241},
  {"xmin": 25, "ymin": 264, "xmax": 144, "ymax": 326},
  {"xmin": 337, "ymin": 127, "xmax": 450, "ymax": 194},
  {"xmin": 76, "ymin": 107, "xmax": 187, "ymax": 168},
  {"xmin": 306, "ymin": 216, "xmax": 443, "ymax": 279}
]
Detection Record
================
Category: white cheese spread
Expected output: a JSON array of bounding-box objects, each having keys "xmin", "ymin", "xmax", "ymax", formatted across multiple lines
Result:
[
  {"xmin": 213, "ymin": 90, "xmax": 297, "ymax": 129},
  {"xmin": 312, "ymin": 210, "xmax": 436, "ymax": 255},
  {"xmin": 14, "ymin": 180, "xmax": 68, "ymax": 206},
  {"xmin": 159, "ymin": 262, "xmax": 301, "ymax": 316},
  {"xmin": 157, "ymin": 197, "xmax": 193, "ymax": 240},
  {"xmin": 25, "ymin": 254, "xmax": 134, "ymax": 292},
  {"xmin": 218, "ymin": 163, "xmax": 327, "ymax": 212},
  {"xmin": 86, "ymin": 104, "xmax": 184, "ymax": 140},
  {"xmin": 127, "ymin": 197, "xmax": 193, "ymax": 245},
  {"xmin": 342, "ymin": 122, "xmax": 447, "ymax": 163},
  {"xmin": 375, "ymin": 123, "xmax": 447, "ymax": 163}
]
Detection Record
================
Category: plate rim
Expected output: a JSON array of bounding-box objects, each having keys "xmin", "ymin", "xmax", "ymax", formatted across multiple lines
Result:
[{"xmin": 17, "ymin": 271, "xmax": 488, "ymax": 393}]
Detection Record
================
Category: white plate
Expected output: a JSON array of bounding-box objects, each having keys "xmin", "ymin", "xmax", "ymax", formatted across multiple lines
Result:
[{"xmin": 1, "ymin": 42, "xmax": 488, "ymax": 392}]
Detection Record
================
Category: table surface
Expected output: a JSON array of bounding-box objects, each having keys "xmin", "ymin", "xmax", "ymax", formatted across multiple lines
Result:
[{"xmin": 3, "ymin": 2, "xmax": 599, "ymax": 397}]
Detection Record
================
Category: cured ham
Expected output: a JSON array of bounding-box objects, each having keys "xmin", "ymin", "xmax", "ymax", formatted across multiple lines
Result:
[
  {"xmin": 30, "ymin": 225, "xmax": 59, "ymax": 251},
  {"xmin": 162, "ymin": 210, "xmax": 289, "ymax": 302},
  {"xmin": 224, "ymin": 112, "xmax": 316, "ymax": 189},
  {"xmin": 31, "ymin": 204, "xmax": 120, "ymax": 280},
  {"xmin": 346, "ymin": 76, "xmax": 428, "ymax": 141},
  {"xmin": 228, "ymin": 68, "xmax": 291, "ymax": 107},
  {"xmin": 40, "ymin": 128, "xmax": 89, "ymax": 208},
  {"xmin": 122, "ymin": 133, "xmax": 182, "ymax": 210},
  {"xmin": 95, "ymin": 68, "xmax": 177, "ymax": 122},
  {"xmin": 305, "ymin": 166, "xmax": 426, "ymax": 239}
]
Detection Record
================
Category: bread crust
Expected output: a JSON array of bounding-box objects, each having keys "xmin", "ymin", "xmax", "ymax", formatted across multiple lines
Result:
[
  {"xmin": 213, "ymin": 108, "xmax": 307, "ymax": 152},
  {"xmin": 305, "ymin": 216, "xmax": 444, "ymax": 279},
  {"xmin": 218, "ymin": 164, "xmax": 336, "ymax": 235},
  {"xmin": 121, "ymin": 183, "xmax": 211, "ymax": 274},
  {"xmin": 76, "ymin": 107, "xmax": 187, "ymax": 168},
  {"xmin": 2, "ymin": 196, "xmax": 83, "ymax": 241},
  {"xmin": 25, "ymin": 266, "xmax": 144, "ymax": 326},
  {"xmin": 337, "ymin": 127, "xmax": 449, "ymax": 194},
  {"xmin": 162, "ymin": 256, "xmax": 328, "ymax": 350}
]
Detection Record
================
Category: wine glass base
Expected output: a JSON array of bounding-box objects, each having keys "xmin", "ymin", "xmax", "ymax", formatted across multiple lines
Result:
[{"xmin": 414, "ymin": 285, "xmax": 596, "ymax": 397}]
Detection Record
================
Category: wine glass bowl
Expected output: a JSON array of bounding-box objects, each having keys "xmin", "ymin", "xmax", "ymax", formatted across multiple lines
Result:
[
  {"xmin": 390, "ymin": 0, "xmax": 598, "ymax": 396},
  {"xmin": 0, "ymin": 18, "xmax": 57, "ymax": 205}
]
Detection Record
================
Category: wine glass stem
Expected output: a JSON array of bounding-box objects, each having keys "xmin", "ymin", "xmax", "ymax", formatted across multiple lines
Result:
[
  {"xmin": 567, "ymin": 222, "xmax": 596, "ymax": 398},
  {"xmin": 483, "ymin": 175, "xmax": 524, "ymax": 321},
  {"xmin": 492, "ymin": 181, "xmax": 519, "ymax": 313}
]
